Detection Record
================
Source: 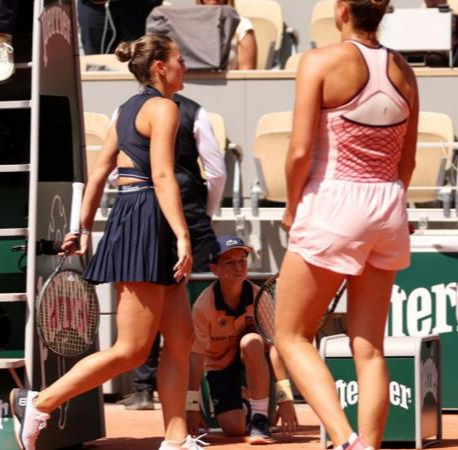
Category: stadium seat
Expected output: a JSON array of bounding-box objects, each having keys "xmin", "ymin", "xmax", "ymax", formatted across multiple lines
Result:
[
  {"xmin": 235, "ymin": 0, "xmax": 298, "ymax": 68},
  {"xmin": 198, "ymin": 112, "xmax": 226, "ymax": 180},
  {"xmin": 448, "ymin": 0, "xmax": 458, "ymax": 13},
  {"xmin": 408, "ymin": 111, "xmax": 456, "ymax": 208},
  {"xmin": 84, "ymin": 112, "xmax": 110, "ymax": 176},
  {"xmin": 284, "ymin": 52, "xmax": 303, "ymax": 71},
  {"xmin": 207, "ymin": 112, "xmax": 243, "ymax": 214},
  {"xmin": 252, "ymin": 111, "xmax": 293, "ymax": 211},
  {"xmin": 250, "ymin": 17, "xmax": 277, "ymax": 70},
  {"xmin": 235, "ymin": 0, "xmax": 283, "ymax": 52},
  {"xmin": 208, "ymin": 112, "xmax": 226, "ymax": 153},
  {"xmin": 309, "ymin": 0, "xmax": 340, "ymax": 48}
]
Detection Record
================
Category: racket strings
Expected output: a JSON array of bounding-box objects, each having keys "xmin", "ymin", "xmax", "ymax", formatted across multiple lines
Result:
[
  {"xmin": 255, "ymin": 278, "xmax": 277, "ymax": 344},
  {"xmin": 254, "ymin": 277, "xmax": 346, "ymax": 345},
  {"xmin": 38, "ymin": 270, "xmax": 99, "ymax": 356}
]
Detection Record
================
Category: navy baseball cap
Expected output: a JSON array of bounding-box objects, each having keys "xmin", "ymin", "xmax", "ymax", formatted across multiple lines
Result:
[{"xmin": 210, "ymin": 235, "xmax": 253, "ymax": 263}]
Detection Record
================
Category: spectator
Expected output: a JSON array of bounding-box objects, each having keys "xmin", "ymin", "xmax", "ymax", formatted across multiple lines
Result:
[
  {"xmin": 0, "ymin": 0, "xmax": 18, "ymax": 81},
  {"xmin": 78, "ymin": 0, "xmax": 163, "ymax": 55},
  {"xmin": 195, "ymin": 0, "xmax": 257, "ymax": 69},
  {"xmin": 187, "ymin": 236, "xmax": 298, "ymax": 444}
]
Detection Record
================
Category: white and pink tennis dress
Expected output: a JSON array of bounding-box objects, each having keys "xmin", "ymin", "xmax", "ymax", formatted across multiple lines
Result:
[{"xmin": 288, "ymin": 41, "xmax": 411, "ymax": 275}]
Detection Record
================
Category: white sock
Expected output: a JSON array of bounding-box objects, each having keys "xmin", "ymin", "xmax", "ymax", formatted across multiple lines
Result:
[
  {"xmin": 161, "ymin": 435, "xmax": 188, "ymax": 448},
  {"xmin": 250, "ymin": 397, "xmax": 269, "ymax": 419}
]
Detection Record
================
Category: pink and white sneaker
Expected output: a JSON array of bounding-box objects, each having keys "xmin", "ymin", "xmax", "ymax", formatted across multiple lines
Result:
[
  {"xmin": 10, "ymin": 389, "xmax": 50, "ymax": 450},
  {"xmin": 336, "ymin": 433, "xmax": 375, "ymax": 450}
]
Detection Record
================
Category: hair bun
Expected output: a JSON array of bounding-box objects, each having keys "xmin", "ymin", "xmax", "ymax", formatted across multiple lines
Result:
[{"xmin": 115, "ymin": 41, "xmax": 134, "ymax": 63}]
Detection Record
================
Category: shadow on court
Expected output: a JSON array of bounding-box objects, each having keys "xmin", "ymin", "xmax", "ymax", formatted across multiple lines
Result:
[{"xmin": 83, "ymin": 404, "xmax": 458, "ymax": 450}]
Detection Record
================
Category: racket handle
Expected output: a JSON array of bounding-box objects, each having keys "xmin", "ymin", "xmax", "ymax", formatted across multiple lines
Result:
[{"xmin": 70, "ymin": 182, "xmax": 85, "ymax": 233}]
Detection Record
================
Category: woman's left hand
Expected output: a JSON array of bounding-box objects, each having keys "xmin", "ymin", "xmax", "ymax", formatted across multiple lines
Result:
[
  {"xmin": 59, "ymin": 232, "xmax": 89, "ymax": 256},
  {"xmin": 275, "ymin": 401, "xmax": 298, "ymax": 434}
]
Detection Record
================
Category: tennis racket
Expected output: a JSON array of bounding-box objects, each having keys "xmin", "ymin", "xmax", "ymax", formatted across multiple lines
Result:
[
  {"xmin": 253, "ymin": 273, "xmax": 347, "ymax": 345},
  {"xmin": 36, "ymin": 182, "xmax": 100, "ymax": 357}
]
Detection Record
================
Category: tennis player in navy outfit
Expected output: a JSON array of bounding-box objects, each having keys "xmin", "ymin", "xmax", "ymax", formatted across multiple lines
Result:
[{"xmin": 10, "ymin": 35, "xmax": 208, "ymax": 450}]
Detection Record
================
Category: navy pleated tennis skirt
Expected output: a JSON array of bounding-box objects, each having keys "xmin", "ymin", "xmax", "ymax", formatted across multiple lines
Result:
[{"xmin": 84, "ymin": 182, "xmax": 177, "ymax": 286}]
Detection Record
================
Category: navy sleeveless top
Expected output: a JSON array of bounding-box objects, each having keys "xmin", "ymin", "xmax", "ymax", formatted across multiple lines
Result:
[{"xmin": 116, "ymin": 85, "xmax": 164, "ymax": 180}]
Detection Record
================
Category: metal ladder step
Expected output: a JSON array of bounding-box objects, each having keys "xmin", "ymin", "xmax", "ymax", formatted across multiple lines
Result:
[
  {"xmin": 0, "ymin": 100, "xmax": 32, "ymax": 110},
  {"xmin": 15, "ymin": 62, "xmax": 32, "ymax": 70},
  {"xmin": 0, "ymin": 293, "xmax": 27, "ymax": 302},
  {"xmin": 0, "ymin": 228, "xmax": 28, "ymax": 237},
  {"xmin": 0, "ymin": 164, "xmax": 30, "ymax": 173},
  {"xmin": 0, "ymin": 358, "xmax": 25, "ymax": 369}
]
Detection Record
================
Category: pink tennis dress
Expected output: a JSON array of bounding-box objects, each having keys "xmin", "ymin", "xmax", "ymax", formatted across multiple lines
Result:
[{"xmin": 288, "ymin": 41, "xmax": 411, "ymax": 275}]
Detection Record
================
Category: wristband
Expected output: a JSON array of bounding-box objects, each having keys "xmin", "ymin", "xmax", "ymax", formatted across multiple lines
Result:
[
  {"xmin": 186, "ymin": 390, "xmax": 200, "ymax": 412},
  {"xmin": 80, "ymin": 226, "xmax": 91, "ymax": 236},
  {"xmin": 276, "ymin": 379, "xmax": 294, "ymax": 404}
]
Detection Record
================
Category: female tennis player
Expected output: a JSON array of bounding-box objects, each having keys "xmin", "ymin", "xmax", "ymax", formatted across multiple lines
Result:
[
  {"xmin": 275, "ymin": 1, "xmax": 418, "ymax": 449},
  {"xmin": 10, "ymin": 35, "xmax": 207, "ymax": 450}
]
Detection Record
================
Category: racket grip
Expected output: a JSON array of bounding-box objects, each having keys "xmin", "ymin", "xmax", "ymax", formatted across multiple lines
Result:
[{"xmin": 70, "ymin": 182, "xmax": 85, "ymax": 233}]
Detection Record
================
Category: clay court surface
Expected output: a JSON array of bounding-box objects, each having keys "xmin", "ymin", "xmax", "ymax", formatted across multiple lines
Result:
[{"xmin": 83, "ymin": 403, "xmax": 458, "ymax": 450}]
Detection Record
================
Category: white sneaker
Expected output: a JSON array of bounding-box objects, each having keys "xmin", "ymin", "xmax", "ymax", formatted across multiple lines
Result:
[
  {"xmin": 159, "ymin": 434, "xmax": 209, "ymax": 450},
  {"xmin": 0, "ymin": 42, "xmax": 15, "ymax": 82},
  {"xmin": 9, "ymin": 389, "xmax": 50, "ymax": 450}
]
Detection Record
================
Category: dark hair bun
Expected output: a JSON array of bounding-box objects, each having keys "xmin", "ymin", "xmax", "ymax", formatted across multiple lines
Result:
[{"xmin": 115, "ymin": 41, "xmax": 134, "ymax": 63}]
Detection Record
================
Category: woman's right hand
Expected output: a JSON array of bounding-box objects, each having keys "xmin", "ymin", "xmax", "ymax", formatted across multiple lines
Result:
[
  {"xmin": 281, "ymin": 207, "xmax": 295, "ymax": 232},
  {"xmin": 60, "ymin": 232, "xmax": 89, "ymax": 257},
  {"xmin": 174, "ymin": 236, "xmax": 193, "ymax": 282}
]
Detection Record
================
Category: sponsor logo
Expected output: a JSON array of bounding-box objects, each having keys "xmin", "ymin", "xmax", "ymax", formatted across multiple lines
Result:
[
  {"xmin": 0, "ymin": 400, "xmax": 9, "ymax": 430},
  {"xmin": 335, "ymin": 380, "xmax": 412, "ymax": 410},
  {"xmin": 388, "ymin": 283, "xmax": 458, "ymax": 336},
  {"xmin": 226, "ymin": 239, "xmax": 239, "ymax": 246},
  {"xmin": 45, "ymin": 287, "xmax": 92, "ymax": 345},
  {"xmin": 41, "ymin": 5, "xmax": 72, "ymax": 67},
  {"xmin": 277, "ymin": 391, "xmax": 287, "ymax": 403}
]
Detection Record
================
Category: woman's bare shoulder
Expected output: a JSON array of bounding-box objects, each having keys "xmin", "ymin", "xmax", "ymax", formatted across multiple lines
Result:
[
  {"xmin": 387, "ymin": 49, "xmax": 416, "ymax": 82},
  {"xmin": 139, "ymin": 96, "xmax": 179, "ymax": 124},
  {"xmin": 298, "ymin": 43, "xmax": 359, "ymax": 73}
]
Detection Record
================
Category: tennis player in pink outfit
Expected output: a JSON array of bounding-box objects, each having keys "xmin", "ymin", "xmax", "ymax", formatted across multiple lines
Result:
[{"xmin": 275, "ymin": 1, "xmax": 418, "ymax": 449}]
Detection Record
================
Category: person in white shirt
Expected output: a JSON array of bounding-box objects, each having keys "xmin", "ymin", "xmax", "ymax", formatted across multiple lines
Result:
[{"xmin": 196, "ymin": 0, "xmax": 257, "ymax": 70}]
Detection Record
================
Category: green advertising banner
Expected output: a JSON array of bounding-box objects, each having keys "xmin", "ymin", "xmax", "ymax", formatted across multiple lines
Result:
[
  {"xmin": 324, "ymin": 335, "xmax": 441, "ymax": 446},
  {"xmin": 388, "ymin": 252, "xmax": 458, "ymax": 409},
  {"xmin": 328, "ymin": 358, "xmax": 417, "ymax": 441}
]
